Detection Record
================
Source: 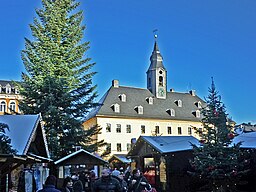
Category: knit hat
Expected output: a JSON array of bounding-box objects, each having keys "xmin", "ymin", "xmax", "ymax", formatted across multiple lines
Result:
[{"xmin": 111, "ymin": 170, "xmax": 121, "ymax": 177}]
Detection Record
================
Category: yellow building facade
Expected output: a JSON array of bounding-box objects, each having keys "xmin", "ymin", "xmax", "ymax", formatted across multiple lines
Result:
[
  {"xmin": 83, "ymin": 40, "xmax": 205, "ymax": 156},
  {"xmin": 0, "ymin": 80, "xmax": 22, "ymax": 115}
]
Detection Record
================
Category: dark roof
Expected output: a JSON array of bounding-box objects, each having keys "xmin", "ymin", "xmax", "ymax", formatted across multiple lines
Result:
[
  {"xmin": 0, "ymin": 114, "xmax": 49, "ymax": 158},
  {"xmin": 128, "ymin": 136, "xmax": 200, "ymax": 156},
  {"xmin": 147, "ymin": 41, "xmax": 166, "ymax": 72},
  {"xmin": 109, "ymin": 154, "xmax": 131, "ymax": 164},
  {"xmin": 0, "ymin": 80, "xmax": 19, "ymax": 87},
  {"xmin": 86, "ymin": 85, "xmax": 205, "ymax": 121}
]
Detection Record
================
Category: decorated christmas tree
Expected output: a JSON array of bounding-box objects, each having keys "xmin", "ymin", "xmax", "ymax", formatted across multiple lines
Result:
[{"xmin": 189, "ymin": 78, "xmax": 251, "ymax": 192}]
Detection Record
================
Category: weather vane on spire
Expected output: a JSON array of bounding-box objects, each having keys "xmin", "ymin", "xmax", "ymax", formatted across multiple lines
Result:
[{"xmin": 153, "ymin": 29, "xmax": 158, "ymax": 39}]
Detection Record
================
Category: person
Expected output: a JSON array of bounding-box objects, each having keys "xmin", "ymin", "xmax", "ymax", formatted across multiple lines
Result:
[
  {"xmin": 38, "ymin": 175, "xmax": 61, "ymax": 192},
  {"xmin": 88, "ymin": 170, "xmax": 97, "ymax": 192},
  {"xmin": 61, "ymin": 176, "xmax": 73, "ymax": 192},
  {"xmin": 111, "ymin": 169, "xmax": 128, "ymax": 192},
  {"xmin": 128, "ymin": 169, "xmax": 151, "ymax": 192},
  {"xmin": 71, "ymin": 174, "xmax": 84, "ymax": 192},
  {"xmin": 92, "ymin": 168, "xmax": 121, "ymax": 192}
]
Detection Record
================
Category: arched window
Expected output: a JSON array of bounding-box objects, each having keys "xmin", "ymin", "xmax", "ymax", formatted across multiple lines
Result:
[
  {"xmin": 9, "ymin": 101, "xmax": 16, "ymax": 112},
  {"xmin": 0, "ymin": 101, "xmax": 6, "ymax": 112},
  {"xmin": 159, "ymin": 76, "xmax": 163, "ymax": 86}
]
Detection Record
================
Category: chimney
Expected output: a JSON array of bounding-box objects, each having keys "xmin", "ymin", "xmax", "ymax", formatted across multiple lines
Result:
[
  {"xmin": 112, "ymin": 80, "xmax": 119, "ymax": 88},
  {"xmin": 189, "ymin": 90, "xmax": 196, "ymax": 96}
]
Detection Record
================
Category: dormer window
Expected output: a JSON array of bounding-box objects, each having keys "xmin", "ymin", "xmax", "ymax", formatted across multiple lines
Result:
[
  {"xmin": 6, "ymin": 84, "xmax": 11, "ymax": 94},
  {"xmin": 111, "ymin": 103, "xmax": 120, "ymax": 113},
  {"xmin": 135, "ymin": 105, "xmax": 143, "ymax": 114},
  {"xmin": 195, "ymin": 101, "xmax": 202, "ymax": 109},
  {"xmin": 15, "ymin": 86, "xmax": 19, "ymax": 94},
  {"xmin": 146, "ymin": 97, "xmax": 153, "ymax": 105},
  {"xmin": 166, "ymin": 108, "xmax": 175, "ymax": 116},
  {"xmin": 119, "ymin": 94, "xmax": 126, "ymax": 102},
  {"xmin": 175, "ymin": 99, "xmax": 182, "ymax": 107},
  {"xmin": 192, "ymin": 110, "xmax": 201, "ymax": 118}
]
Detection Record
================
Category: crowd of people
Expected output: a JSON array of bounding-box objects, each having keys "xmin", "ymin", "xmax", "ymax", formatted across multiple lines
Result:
[{"xmin": 39, "ymin": 167, "xmax": 156, "ymax": 192}]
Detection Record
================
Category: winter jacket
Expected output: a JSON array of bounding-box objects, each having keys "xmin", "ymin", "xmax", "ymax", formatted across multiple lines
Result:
[
  {"xmin": 128, "ymin": 176, "xmax": 151, "ymax": 192},
  {"xmin": 38, "ymin": 185, "xmax": 61, "ymax": 192},
  {"xmin": 92, "ymin": 175, "xmax": 122, "ymax": 192}
]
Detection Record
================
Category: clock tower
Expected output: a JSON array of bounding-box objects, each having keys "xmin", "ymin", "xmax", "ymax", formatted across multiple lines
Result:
[{"xmin": 147, "ymin": 36, "xmax": 167, "ymax": 99}]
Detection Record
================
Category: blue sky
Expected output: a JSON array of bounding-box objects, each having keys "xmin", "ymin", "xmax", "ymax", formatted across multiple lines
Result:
[{"xmin": 0, "ymin": 0, "xmax": 255, "ymax": 124}]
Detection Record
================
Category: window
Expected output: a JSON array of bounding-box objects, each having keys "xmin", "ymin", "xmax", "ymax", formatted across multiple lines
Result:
[
  {"xmin": 119, "ymin": 94, "xmax": 126, "ymax": 102},
  {"xmin": 167, "ymin": 109, "xmax": 175, "ymax": 116},
  {"xmin": 177, "ymin": 100, "xmax": 182, "ymax": 107},
  {"xmin": 188, "ymin": 127, "xmax": 192, "ymax": 135},
  {"xmin": 106, "ymin": 123, "xmax": 111, "ymax": 132},
  {"xmin": 167, "ymin": 126, "xmax": 172, "ymax": 134},
  {"xmin": 116, "ymin": 124, "xmax": 121, "ymax": 133},
  {"xmin": 146, "ymin": 97, "xmax": 153, "ymax": 105},
  {"xmin": 198, "ymin": 128, "xmax": 203, "ymax": 137},
  {"xmin": 6, "ymin": 85, "xmax": 11, "ymax": 94},
  {"xmin": 9, "ymin": 101, "xmax": 16, "ymax": 112},
  {"xmin": 155, "ymin": 126, "xmax": 160, "ymax": 134},
  {"xmin": 106, "ymin": 143, "xmax": 111, "ymax": 153},
  {"xmin": 135, "ymin": 106, "xmax": 143, "ymax": 114},
  {"xmin": 127, "ymin": 143, "xmax": 131, "ymax": 151},
  {"xmin": 111, "ymin": 103, "xmax": 120, "ymax": 113},
  {"xmin": 117, "ymin": 143, "xmax": 122, "ymax": 152},
  {"xmin": 141, "ymin": 125, "xmax": 145, "ymax": 134},
  {"xmin": 0, "ymin": 101, "xmax": 6, "ymax": 112},
  {"xmin": 15, "ymin": 87, "xmax": 19, "ymax": 94},
  {"xmin": 159, "ymin": 76, "xmax": 163, "ymax": 86},
  {"xmin": 196, "ymin": 110, "xmax": 200, "ymax": 118},
  {"xmin": 178, "ymin": 127, "xmax": 182, "ymax": 135},
  {"xmin": 196, "ymin": 101, "xmax": 202, "ymax": 109},
  {"xmin": 126, "ymin": 125, "xmax": 131, "ymax": 133}
]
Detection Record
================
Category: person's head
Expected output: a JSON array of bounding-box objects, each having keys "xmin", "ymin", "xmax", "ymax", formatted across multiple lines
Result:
[
  {"xmin": 101, "ymin": 168, "xmax": 110, "ymax": 178},
  {"xmin": 111, "ymin": 170, "xmax": 120, "ymax": 177},
  {"xmin": 63, "ymin": 176, "xmax": 73, "ymax": 188},
  {"xmin": 45, "ymin": 175, "xmax": 57, "ymax": 186},
  {"xmin": 132, "ymin": 169, "xmax": 141, "ymax": 178},
  {"xmin": 71, "ymin": 174, "xmax": 79, "ymax": 181}
]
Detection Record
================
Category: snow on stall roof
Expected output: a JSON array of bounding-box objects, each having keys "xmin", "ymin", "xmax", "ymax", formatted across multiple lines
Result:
[
  {"xmin": 0, "ymin": 114, "xmax": 40, "ymax": 155},
  {"xmin": 113, "ymin": 154, "xmax": 131, "ymax": 163},
  {"xmin": 54, "ymin": 149, "xmax": 108, "ymax": 165},
  {"xmin": 142, "ymin": 136, "xmax": 200, "ymax": 153},
  {"xmin": 232, "ymin": 132, "xmax": 256, "ymax": 148}
]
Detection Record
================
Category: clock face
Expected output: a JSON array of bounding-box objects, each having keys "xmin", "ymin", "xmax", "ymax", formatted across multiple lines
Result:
[{"xmin": 158, "ymin": 87, "xmax": 165, "ymax": 97}]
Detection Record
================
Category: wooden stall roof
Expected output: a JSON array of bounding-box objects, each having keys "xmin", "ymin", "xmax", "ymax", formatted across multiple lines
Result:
[
  {"xmin": 127, "ymin": 136, "xmax": 200, "ymax": 157},
  {"xmin": 54, "ymin": 149, "xmax": 108, "ymax": 166},
  {"xmin": 109, "ymin": 154, "xmax": 131, "ymax": 164}
]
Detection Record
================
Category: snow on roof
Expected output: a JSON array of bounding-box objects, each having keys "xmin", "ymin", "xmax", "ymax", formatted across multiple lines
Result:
[
  {"xmin": 0, "ymin": 114, "xmax": 42, "ymax": 155},
  {"xmin": 54, "ymin": 149, "xmax": 108, "ymax": 165},
  {"xmin": 141, "ymin": 136, "xmax": 200, "ymax": 153},
  {"xmin": 232, "ymin": 132, "xmax": 256, "ymax": 148},
  {"xmin": 111, "ymin": 154, "xmax": 131, "ymax": 163}
]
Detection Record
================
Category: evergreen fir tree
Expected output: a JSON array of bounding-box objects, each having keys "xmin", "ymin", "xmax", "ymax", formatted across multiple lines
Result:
[
  {"xmin": 0, "ymin": 123, "xmax": 17, "ymax": 154},
  {"xmin": 19, "ymin": 0, "xmax": 106, "ymax": 159},
  {"xmin": 189, "ymin": 78, "xmax": 250, "ymax": 192}
]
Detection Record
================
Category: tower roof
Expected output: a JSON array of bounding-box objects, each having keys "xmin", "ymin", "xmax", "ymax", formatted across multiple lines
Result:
[{"xmin": 147, "ymin": 38, "xmax": 166, "ymax": 73}]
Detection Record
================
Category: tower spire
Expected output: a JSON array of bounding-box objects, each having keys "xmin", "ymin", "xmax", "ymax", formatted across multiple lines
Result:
[{"xmin": 146, "ymin": 31, "xmax": 167, "ymax": 99}]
